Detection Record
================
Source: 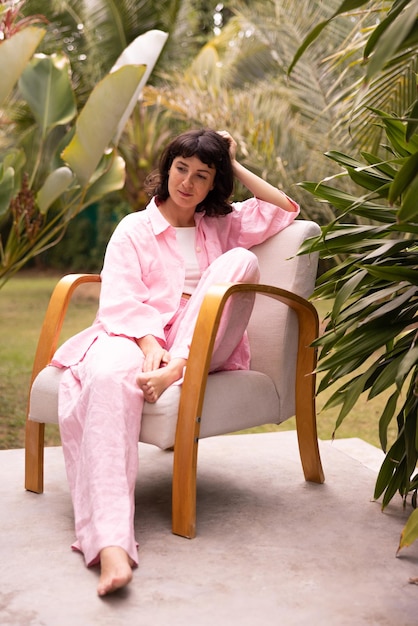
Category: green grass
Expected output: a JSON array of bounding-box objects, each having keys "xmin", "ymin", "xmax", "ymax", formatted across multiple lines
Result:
[
  {"xmin": 0, "ymin": 274, "xmax": 394, "ymax": 450},
  {"xmin": 0, "ymin": 273, "xmax": 98, "ymax": 449}
]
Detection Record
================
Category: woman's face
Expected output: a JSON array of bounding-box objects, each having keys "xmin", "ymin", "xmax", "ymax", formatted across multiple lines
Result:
[{"xmin": 167, "ymin": 155, "xmax": 216, "ymax": 211}]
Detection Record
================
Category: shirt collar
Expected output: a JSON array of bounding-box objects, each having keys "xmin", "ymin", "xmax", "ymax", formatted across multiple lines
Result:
[
  {"xmin": 146, "ymin": 197, "xmax": 172, "ymax": 235},
  {"xmin": 146, "ymin": 196, "xmax": 205, "ymax": 234}
]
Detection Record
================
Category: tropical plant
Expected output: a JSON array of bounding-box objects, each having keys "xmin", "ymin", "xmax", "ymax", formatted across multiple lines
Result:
[
  {"xmin": 144, "ymin": 0, "xmax": 389, "ymax": 221},
  {"xmin": 21, "ymin": 0, "xmax": 187, "ymax": 82},
  {"xmin": 0, "ymin": 2, "xmax": 167, "ymax": 288},
  {"xmin": 290, "ymin": 0, "xmax": 418, "ymax": 554}
]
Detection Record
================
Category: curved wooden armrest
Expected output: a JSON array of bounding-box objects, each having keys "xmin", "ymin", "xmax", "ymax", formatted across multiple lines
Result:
[
  {"xmin": 176, "ymin": 281, "xmax": 319, "ymax": 439},
  {"xmin": 31, "ymin": 273, "xmax": 101, "ymax": 383},
  {"xmin": 172, "ymin": 282, "xmax": 323, "ymax": 538}
]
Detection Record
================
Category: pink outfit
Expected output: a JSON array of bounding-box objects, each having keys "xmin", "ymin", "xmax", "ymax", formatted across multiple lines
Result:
[{"xmin": 51, "ymin": 195, "xmax": 299, "ymax": 566}]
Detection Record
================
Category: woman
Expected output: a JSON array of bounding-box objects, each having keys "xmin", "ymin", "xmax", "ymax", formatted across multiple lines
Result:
[{"xmin": 51, "ymin": 129, "xmax": 299, "ymax": 596}]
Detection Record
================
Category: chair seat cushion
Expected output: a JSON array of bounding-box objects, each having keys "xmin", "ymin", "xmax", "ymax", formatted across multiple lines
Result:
[{"xmin": 29, "ymin": 366, "xmax": 281, "ymax": 450}]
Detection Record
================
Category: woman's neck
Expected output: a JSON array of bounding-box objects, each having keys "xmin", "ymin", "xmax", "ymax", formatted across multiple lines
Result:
[{"xmin": 157, "ymin": 199, "xmax": 196, "ymax": 227}]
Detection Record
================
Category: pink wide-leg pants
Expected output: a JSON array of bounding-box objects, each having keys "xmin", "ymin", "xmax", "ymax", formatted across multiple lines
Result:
[{"xmin": 58, "ymin": 248, "xmax": 260, "ymax": 566}]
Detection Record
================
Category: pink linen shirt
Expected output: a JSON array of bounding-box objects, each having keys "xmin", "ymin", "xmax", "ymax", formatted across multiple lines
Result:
[{"xmin": 52, "ymin": 195, "xmax": 299, "ymax": 368}]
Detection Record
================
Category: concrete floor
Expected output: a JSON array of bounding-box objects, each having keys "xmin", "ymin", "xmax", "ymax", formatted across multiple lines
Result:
[{"xmin": 1, "ymin": 431, "xmax": 417, "ymax": 626}]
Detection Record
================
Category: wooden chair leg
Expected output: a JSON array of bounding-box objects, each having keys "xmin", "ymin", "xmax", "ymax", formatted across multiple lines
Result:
[
  {"xmin": 25, "ymin": 419, "xmax": 45, "ymax": 493},
  {"xmin": 293, "ymin": 301, "xmax": 325, "ymax": 484},
  {"xmin": 295, "ymin": 395, "xmax": 325, "ymax": 484},
  {"xmin": 171, "ymin": 409, "xmax": 200, "ymax": 538}
]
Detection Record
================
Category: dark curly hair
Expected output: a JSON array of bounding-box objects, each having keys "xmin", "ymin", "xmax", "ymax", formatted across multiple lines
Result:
[{"xmin": 146, "ymin": 129, "xmax": 234, "ymax": 216}]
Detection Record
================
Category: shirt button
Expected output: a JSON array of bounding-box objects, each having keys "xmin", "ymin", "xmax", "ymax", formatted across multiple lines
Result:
[{"xmin": 196, "ymin": 246, "xmax": 201, "ymax": 252}]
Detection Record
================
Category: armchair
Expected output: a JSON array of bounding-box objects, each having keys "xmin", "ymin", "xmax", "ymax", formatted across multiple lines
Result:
[{"xmin": 25, "ymin": 219, "xmax": 324, "ymax": 538}]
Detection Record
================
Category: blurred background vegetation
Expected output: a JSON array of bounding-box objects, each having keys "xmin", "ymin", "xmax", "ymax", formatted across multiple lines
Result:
[{"xmin": 5, "ymin": 0, "xmax": 410, "ymax": 272}]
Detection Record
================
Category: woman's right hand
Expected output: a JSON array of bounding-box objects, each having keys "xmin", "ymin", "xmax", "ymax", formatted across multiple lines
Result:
[
  {"xmin": 217, "ymin": 130, "xmax": 237, "ymax": 161},
  {"xmin": 137, "ymin": 335, "xmax": 171, "ymax": 372}
]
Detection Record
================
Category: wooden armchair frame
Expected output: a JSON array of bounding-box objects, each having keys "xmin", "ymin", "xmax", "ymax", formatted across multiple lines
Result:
[{"xmin": 25, "ymin": 273, "xmax": 324, "ymax": 539}]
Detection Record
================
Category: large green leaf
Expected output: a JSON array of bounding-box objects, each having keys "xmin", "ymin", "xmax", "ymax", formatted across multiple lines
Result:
[
  {"xmin": 395, "ymin": 348, "xmax": 418, "ymax": 388},
  {"xmin": 18, "ymin": 53, "xmax": 77, "ymax": 137},
  {"xmin": 61, "ymin": 65, "xmax": 146, "ymax": 186},
  {"xmin": 36, "ymin": 167, "xmax": 74, "ymax": 214},
  {"xmin": 406, "ymin": 98, "xmax": 418, "ymax": 141},
  {"xmin": 365, "ymin": 0, "xmax": 418, "ymax": 81},
  {"xmin": 326, "ymin": 151, "xmax": 394, "ymax": 191},
  {"xmin": 404, "ymin": 400, "xmax": 418, "ymax": 479},
  {"xmin": 318, "ymin": 322, "xmax": 409, "ymax": 372},
  {"xmin": 397, "ymin": 171, "xmax": 418, "ymax": 222},
  {"xmin": 389, "ymin": 151, "xmax": 418, "ymax": 204},
  {"xmin": 378, "ymin": 391, "xmax": 399, "ymax": 451},
  {"xmin": 361, "ymin": 286, "xmax": 418, "ymax": 324},
  {"xmin": 298, "ymin": 181, "xmax": 395, "ymax": 222},
  {"xmin": 369, "ymin": 353, "xmax": 408, "ymax": 398},
  {"xmin": 334, "ymin": 366, "xmax": 379, "ymax": 426},
  {"xmin": 332, "ymin": 269, "xmax": 368, "ymax": 319},
  {"xmin": 390, "ymin": 222, "xmax": 418, "ymax": 235},
  {"xmin": 374, "ymin": 436, "xmax": 405, "ymax": 500},
  {"xmin": 288, "ymin": 0, "xmax": 369, "ymax": 74},
  {"xmin": 363, "ymin": 239, "xmax": 413, "ymax": 262},
  {"xmin": 363, "ymin": 264, "xmax": 418, "ymax": 285},
  {"xmin": 110, "ymin": 30, "xmax": 168, "ymax": 144},
  {"xmin": 361, "ymin": 151, "xmax": 399, "ymax": 178},
  {"xmin": 0, "ymin": 167, "xmax": 15, "ymax": 216},
  {"xmin": 82, "ymin": 154, "xmax": 126, "ymax": 207},
  {"xmin": 364, "ymin": 0, "xmax": 411, "ymax": 58},
  {"xmin": 0, "ymin": 149, "xmax": 26, "ymax": 212},
  {"xmin": 382, "ymin": 457, "xmax": 407, "ymax": 508},
  {"xmin": 334, "ymin": 283, "xmax": 404, "ymax": 325},
  {"xmin": 0, "ymin": 26, "xmax": 45, "ymax": 106},
  {"xmin": 380, "ymin": 113, "xmax": 418, "ymax": 156},
  {"xmin": 398, "ymin": 508, "xmax": 418, "ymax": 553}
]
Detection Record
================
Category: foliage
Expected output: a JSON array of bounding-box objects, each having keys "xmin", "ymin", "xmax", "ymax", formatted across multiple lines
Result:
[
  {"xmin": 290, "ymin": 0, "xmax": 418, "ymax": 151},
  {"xmin": 12, "ymin": 2, "xmax": 415, "ymax": 248},
  {"xmin": 398, "ymin": 508, "xmax": 418, "ymax": 554},
  {"xmin": 291, "ymin": 0, "xmax": 418, "ymax": 550},
  {"xmin": 145, "ymin": 1, "xmax": 395, "ymax": 220},
  {"xmin": 21, "ymin": 0, "xmax": 180, "ymax": 93},
  {"xmin": 0, "ymin": 2, "xmax": 168, "ymax": 288}
]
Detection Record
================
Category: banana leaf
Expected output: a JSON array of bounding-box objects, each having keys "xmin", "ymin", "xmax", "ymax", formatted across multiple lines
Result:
[
  {"xmin": 36, "ymin": 167, "xmax": 73, "ymax": 214},
  {"xmin": 0, "ymin": 167, "xmax": 15, "ymax": 216},
  {"xmin": 0, "ymin": 26, "xmax": 45, "ymax": 106},
  {"xmin": 61, "ymin": 65, "xmax": 146, "ymax": 185},
  {"xmin": 18, "ymin": 53, "xmax": 77, "ymax": 137}
]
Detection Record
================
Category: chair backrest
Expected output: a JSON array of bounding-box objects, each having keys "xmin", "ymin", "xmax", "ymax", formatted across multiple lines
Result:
[{"xmin": 248, "ymin": 220, "xmax": 320, "ymax": 419}]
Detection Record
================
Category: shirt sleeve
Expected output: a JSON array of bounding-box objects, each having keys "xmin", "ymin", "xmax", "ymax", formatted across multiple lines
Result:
[{"xmin": 224, "ymin": 195, "xmax": 300, "ymax": 249}]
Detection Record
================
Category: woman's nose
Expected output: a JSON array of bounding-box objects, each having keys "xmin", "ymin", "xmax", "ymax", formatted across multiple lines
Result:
[{"xmin": 183, "ymin": 174, "xmax": 193, "ymax": 188}]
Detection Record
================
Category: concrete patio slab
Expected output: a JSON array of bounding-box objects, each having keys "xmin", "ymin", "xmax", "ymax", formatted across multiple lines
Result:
[{"xmin": 1, "ymin": 431, "xmax": 417, "ymax": 625}]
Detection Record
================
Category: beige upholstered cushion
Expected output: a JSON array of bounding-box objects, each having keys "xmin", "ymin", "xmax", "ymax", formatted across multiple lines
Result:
[{"xmin": 29, "ymin": 366, "xmax": 279, "ymax": 449}]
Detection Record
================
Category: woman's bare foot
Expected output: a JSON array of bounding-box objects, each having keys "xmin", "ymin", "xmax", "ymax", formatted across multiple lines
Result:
[
  {"xmin": 97, "ymin": 546, "xmax": 134, "ymax": 597},
  {"xmin": 137, "ymin": 358, "xmax": 186, "ymax": 403}
]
